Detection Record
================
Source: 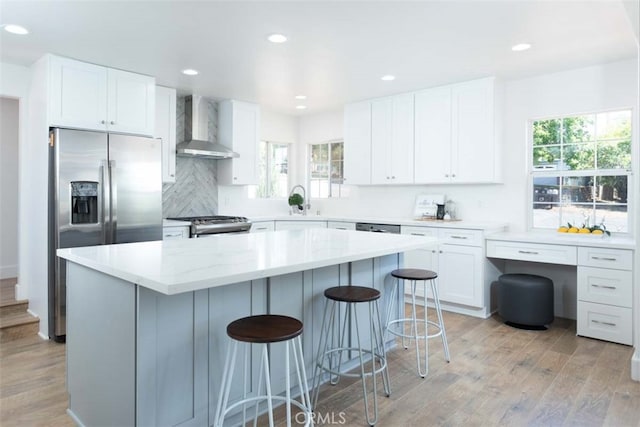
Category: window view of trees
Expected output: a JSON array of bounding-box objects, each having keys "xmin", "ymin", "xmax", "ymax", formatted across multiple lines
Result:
[
  {"xmin": 309, "ymin": 141, "xmax": 345, "ymax": 198},
  {"xmin": 256, "ymin": 141, "xmax": 289, "ymax": 198},
  {"xmin": 532, "ymin": 110, "xmax": 631, "ymax": 232}
]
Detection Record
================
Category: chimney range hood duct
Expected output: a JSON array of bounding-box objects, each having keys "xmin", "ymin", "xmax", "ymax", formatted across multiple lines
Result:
[{"xmin": 176, "ymin": 95, "xmax": 239, "ymax": 159}]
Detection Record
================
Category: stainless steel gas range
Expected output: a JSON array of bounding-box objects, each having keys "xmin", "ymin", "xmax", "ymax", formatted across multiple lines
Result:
[{"xmin": 167, "ymin": 216, "xmax": 251, "ymax": 237}]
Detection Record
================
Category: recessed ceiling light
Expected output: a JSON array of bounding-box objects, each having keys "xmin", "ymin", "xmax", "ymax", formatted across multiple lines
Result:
[
  {"xmin": 295, "ymin": 95, "xmax": 307, "ymax": 100},
  {"xmin": 182, "ymin": 69, "xmax": 199, "ymax": 76},
  {"xmin": 512, "ymin": 43, "xmax": 532, "ymax": 52},
  {"xmin": 268, "ymin": 34, "xmax": 287, "ymax": 43},
  {"xmin": 296, "ymin": 105, "xmax": 307, "ymax": 110},
  {"xmin": 381, "ymin": 75, "xmax": 395, "ymax": 81},
  {"xmin": 3, "ymin": 24, "xmax": 29, "ymax": 35}
]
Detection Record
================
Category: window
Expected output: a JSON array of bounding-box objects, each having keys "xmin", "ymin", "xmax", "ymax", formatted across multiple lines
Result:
[
  {"xmin": 531, "ymin": 110, "xmax": 632, "ymax": 232},
  {"xmin": 255, "ymin": 141, "xmax": 289, "ymax": 198},
  {"xmin": 309, "ymin": 141, "xmax": 345, "ymax": 198}
]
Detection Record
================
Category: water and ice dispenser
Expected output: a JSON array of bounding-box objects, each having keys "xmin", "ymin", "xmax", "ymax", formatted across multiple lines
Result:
[{"xmin": 71, "ymin": 181, "xmax": 98, "ymax": 224}]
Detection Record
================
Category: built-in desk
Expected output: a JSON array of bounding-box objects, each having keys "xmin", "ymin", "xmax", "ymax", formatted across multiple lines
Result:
[{"xmin": 486, "ymin": 231, "xmax": 638, "ymax": 381}]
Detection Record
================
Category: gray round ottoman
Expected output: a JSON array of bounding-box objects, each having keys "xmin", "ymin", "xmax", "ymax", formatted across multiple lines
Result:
[{"xmin": 497, "ymin": 274, "xmax": 554, "ymax": 330}]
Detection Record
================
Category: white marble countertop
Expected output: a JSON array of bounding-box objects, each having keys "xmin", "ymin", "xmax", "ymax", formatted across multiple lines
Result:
[
  {"xmin": 249, "ymin": 215, "xmax": 507, "ymax": 231},
  {"xmin": 485, "ymin": 231, "xmax": 635, "ymax": 250},
  {"xmin": 57, "ymin": 229, "xmax": 436, "ymax": 295}
]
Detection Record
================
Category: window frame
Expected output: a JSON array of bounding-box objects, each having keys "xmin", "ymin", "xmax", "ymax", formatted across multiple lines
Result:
[
  {"xmin": 307, "ymin": 139, "xmax": 345, "ymax": 199},
  {"xmin": 255, "ymin": 140, "xmax": 290, "ymax": 199},
  {"xmin": 527, "ymin": 108, "xmax": 634, "ymax": 234}
]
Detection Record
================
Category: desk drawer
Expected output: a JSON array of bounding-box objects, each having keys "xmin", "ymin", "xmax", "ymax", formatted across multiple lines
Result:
[
  {"xmin": 577, "ymin": 266, "xmax": 632, "ymax": 308},
  {"xmin": 439, "ymin": 228, "xmax": 482, "ymax": 247},
  {"xmin": 577, "ymin": 247, "xmax": 633, "ymax": 270},
  {"xmin": 486, "ymin": 241, "xmax": 577, "ymax": 265},
  {"xmin": 577, "ymin": 301, "xmax": 632, "ymax": 345}
]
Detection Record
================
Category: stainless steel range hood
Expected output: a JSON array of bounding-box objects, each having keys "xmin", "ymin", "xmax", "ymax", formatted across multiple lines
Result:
[{"xmin": 176, "ymin": 95, "xmax": 239, "ymax": 159}]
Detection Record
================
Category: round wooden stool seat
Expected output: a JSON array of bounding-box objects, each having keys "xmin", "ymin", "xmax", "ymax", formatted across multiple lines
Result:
[
  {"xmin": 324, "ymin": 285, "xmax": 380, "ymax": 303},
  {"xmin": 391, "ymin": 268, "xmax": 438, "ymax": 281},
  {"xmin": 227, "ymin": 314, "xmax": 303, "ymax": 343}
]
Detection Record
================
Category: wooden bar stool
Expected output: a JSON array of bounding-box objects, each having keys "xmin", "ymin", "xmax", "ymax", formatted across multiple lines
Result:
[
  {"xmin": 385, "ymin": 268, "xmax": 450, "ymax": 378},
  {"xmin": 312, "ymin": 286, "xmax": 390, "ymax": 426},
  {"xmin": 214, "ymin": 314, "xmax": 312, "ymax": 427}
]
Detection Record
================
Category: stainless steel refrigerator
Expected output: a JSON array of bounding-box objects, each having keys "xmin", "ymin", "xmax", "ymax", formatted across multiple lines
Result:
[{"xmin": 48, "ymin": 128, "xmax": 162, "ymax": 341}]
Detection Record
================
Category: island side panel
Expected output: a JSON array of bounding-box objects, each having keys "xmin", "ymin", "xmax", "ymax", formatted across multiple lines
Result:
[
  {"xmin": 208, "ymin": 279, "xmax": 267, "ymax": 422},
  {"xmin": 66, "ymin": 262, "xmax": 136, "ymax": 427},
  {"xmin": 136, "ymin": 288, "xmax": 208, "ymax": 427}
]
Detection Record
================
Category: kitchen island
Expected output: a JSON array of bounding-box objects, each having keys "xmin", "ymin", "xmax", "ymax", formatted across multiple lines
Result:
[{"xmin": 57, "ymin": 229, "xmax": 435, "ymax": 427}]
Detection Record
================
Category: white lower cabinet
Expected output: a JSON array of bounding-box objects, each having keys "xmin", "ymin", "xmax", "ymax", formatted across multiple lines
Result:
[
  {"xmin": 162, "ymin": 226, "xmax": 189, "ymax": 240},
  {"xmin": 577, "ymin": 247, "xmax": 633, "ymax": 345},
  {"xmin": 250, "ymin": 221, "xmax": 275, "ymax": 232},
  {"xmin": 327, "ymin": 221, "xmax": 356, "ymax": 230},
  {"xmin": 275, "ymin": 220, "xmax": 327, "ymax": 231},
  {"xmin": 401, "ymin": 225, "xmax": 496, "ymax": 316}
]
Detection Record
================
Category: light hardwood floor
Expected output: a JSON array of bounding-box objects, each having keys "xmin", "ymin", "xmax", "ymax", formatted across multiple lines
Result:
[{"xmin": 1, "ymin": 310, "xmax": 638, "ymax": 426}]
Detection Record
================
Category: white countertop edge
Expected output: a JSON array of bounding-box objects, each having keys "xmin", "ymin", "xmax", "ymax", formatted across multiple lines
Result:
[
  {"xmin": 249, "ymin": 215, "xmax": 507, "ymax": 231},
  {"xmin": 485, "ymin": 231, "xmax": 636, "ymax": 250},
  {"xmin": 58, "ymin": 230, "xmax": 437, "ymax": 295}
]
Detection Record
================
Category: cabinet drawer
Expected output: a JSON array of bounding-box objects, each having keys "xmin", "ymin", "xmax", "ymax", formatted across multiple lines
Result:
[
  {"xmin": 163, "ymin": 226, "xmax": 188, "ymax": 240},
  {"xmin": 438, "ymin": 228, "xmax": 482, "ymax": 246},
  {"xmin": 577, "ymin": 266, "xmax": 632, "ymax": 308},
  {"xmin": 401, "ymin": 226, "xmax": 437, "ymax": 238},
  {"xmin": 251, "ymin": 221, "xmax": 275, "ymax": 232},
  {"xmin": 577, "ymin": 247, "xmax": 632, "ymax": 270},
  {"xmin": 486, "ymin": 241, "xmax": 576, "ymax": 265},
  {"xmin": 327, "ymin": 221, "xmax": 356, "ymax": 230},
  {"xmin": 577, "ymin": 301, "xmax": 632, "ymax": 345}
]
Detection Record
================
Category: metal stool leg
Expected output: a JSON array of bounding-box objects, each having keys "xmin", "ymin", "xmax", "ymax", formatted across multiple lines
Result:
[{"xmin": 430, "ymin": 278, "xmax": 450, "ymax": 362}]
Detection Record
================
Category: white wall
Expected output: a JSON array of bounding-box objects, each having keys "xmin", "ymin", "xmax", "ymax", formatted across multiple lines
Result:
[
  {"xmin": 0, "ymin": 97, "xmax": 19, "ymax": 278},
  {"xmin": 218, "ymin": 107, "xmax": 299, "ymax": 216},
  {"xmin": 0, "ymin": 62, "xmax": 30, "ymax": 300}
]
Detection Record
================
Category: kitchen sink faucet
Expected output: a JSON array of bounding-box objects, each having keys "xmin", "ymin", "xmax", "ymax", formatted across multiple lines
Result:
[{"xmin": 289, "ymin": 184, "xmax": 310, "ymax": 216}]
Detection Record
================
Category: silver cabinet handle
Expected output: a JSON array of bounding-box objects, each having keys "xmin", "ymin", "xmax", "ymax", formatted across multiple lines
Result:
[
  {"xmin": 439, "ymin": 250, "xmax": 443, "ymax": 254},
  {"xmin": 450, "ymin": 235, "xmax": 468, "ymax": 239},
  {"xmin": 410, "ymin": 233, "xmax": 426, "ymax": 236},
  {"xmin": 591, "ymin": 320, "xmax": 616, "ymax": 327},
  {"xmin": 431, "ymin": 250, "xmax": 436, "ymax": 253},
  {"xmin": 101, "ymin": 120, "xmax": 106, "ymax": 124},
  {"xmin": 392, "ymin": 176, "xmax": 396, "ymax": 179},
  {"xmin": 110, "ymin": 120, "xmax": 115, "ymax": 125},
  {"xmin": 445, "ymin": 174, "xmax": 449, "ymax": 177},
  {"xmin": 591, "ymin": 284, "xmax": 617, "ymax": 290},
  {"xmin": 452, "ymin": 174, "xmax": 456, "ymax": 177},
  {"xmin": 518, "ymin": 250, "xmax": 539, "ymax": 255},
  {"xmin": 255, "ymin": 227, "xmax": 268, "ymax": 230},
  {"xmin": 592, "ymin": 256, "xmax": 617, "ymax": 262},
  {"xmin": 109, "ymin": 160, "xmax": 117, "ymax": 243},
  {"xmin": 164, "ymin": 232, "xmax": 182, "ymax": 238}
]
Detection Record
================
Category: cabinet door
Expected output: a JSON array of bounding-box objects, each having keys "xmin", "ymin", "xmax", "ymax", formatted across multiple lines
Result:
[
  {"xmin": 275, "ymin": 220, "xmax": 327, "ymax": 231},
  {"xmin": 107, "ymin": 69, "xmax": 155, "ymax": 136},
  {"xmin": 343, "ymin": 101, "xmax": 372, "ymax": 185},
  {"xmin": 390, "ymin": 93, "xmax": 415, "ymax": 184},
  {"xmin": 155, "ymin": 86, "xmax": 177, "ymax": 183},
  {"xmin": 162, "ymin": 226, "xmax": 188, "ymax": 240},
  {"xmin": 438, "ymin": 245, "xmax": 483, "ymax": 307},
  {"xmin": 218, "ymin": 101, "xmax": 259, "ymax": 185},
  {"xmin": 327, "ymin": 221, "xmax": 356, "ymax": 230},
  {"xmin": 414, "ymin": 86, "xmax": 452, "ymax": 183},
  {"xmin": 451, "ymin": 78, "xmax": 495, "ymax": 183},
  {"xmin": 371, "ymin": 98, "xmax": 393, "ymax": 184},
  {"xmin": 250, "ymin": 221, "xmax": 275, "ymax": 232},
  {"xmin": 49, "ymin": 56, "xmax": 108, "ymax": 131},
  {"xmin": 401, "ymin": 227, "xmax": 438, "ymax": 298}
]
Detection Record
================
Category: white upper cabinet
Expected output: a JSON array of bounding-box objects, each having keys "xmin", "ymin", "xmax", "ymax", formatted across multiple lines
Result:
[
  {"xmin": 370, "ymin": 98, "xmax": 393, "ymax": 184},
  {"xmin": 343, "ymin": 101, "xmax": 372, "ymax": 185},
  {"xmin": 107, "ymin": 69, "xmax": 155, "ymax": 136},
  {"xmin": 155, "ymin": 86, "xmax": 177, "ymax": 183},
  {"xmin": 49, "ymin": 55, "xmax": 155, "ymax": 136},
  {"xmin": 415, "ymin": 77, "xmax": 500, "ymax": 184},
  {"xmin": 49, "ymin": 56, "xmax": 108, "ymax": 131},
  {"xmin": 217, "ymin": 100, "xmax": 260, "ymax": 185},
  {"xmin": 414, "ymin": 86, "xmax": 452, "ymax": 183}
]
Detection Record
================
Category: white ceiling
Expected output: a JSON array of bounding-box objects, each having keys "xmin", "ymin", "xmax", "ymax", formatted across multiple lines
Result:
[{"xmin": 0, "ymin": 1, "xmax": 637, "ymax": 115}]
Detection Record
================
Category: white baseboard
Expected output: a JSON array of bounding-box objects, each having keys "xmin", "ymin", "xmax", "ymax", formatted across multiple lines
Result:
[
  {"xmin": 403, "ymin": 294, "xmax": 490, "ymax": 319},
  {"xmin": 14, "ymin": 282, "xmax": 26, "ymax": 300},
  {"xmin": 632, "ymin": 349, "xmax": 640, "ymax": 381},
  {"xmin": 0, "ymin": 264, "xmax": 17, "ymax": 279},
  {"xmin": 37, "ymin": 331, "xmax": 49, "ymax": 340}
]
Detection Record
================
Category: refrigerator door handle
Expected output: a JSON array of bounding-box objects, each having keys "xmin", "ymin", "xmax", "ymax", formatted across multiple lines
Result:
[
  {"xmin": 109, "ymin": 160, "xmax": 117, "ymax": 243},
  {"xmin": 101, "ymin": 160, "xmax": 110, "ymax": 244}
]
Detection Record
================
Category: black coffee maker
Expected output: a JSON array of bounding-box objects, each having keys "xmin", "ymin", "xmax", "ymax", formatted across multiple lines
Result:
[{"xmin": 436, "ymin": 204, "xmax": 446, "ymax": 220}]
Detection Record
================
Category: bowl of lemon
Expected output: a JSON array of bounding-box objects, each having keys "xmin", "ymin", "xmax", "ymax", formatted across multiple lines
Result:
[{"xmin": 557, "ymin": 222, "xmax": 610, "ymax": 236}]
